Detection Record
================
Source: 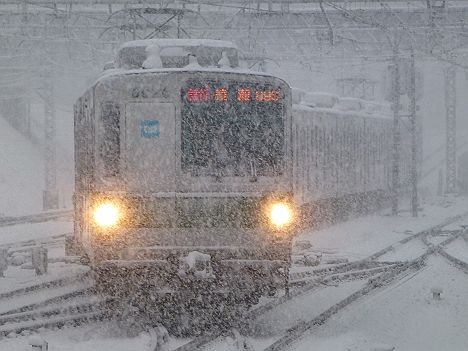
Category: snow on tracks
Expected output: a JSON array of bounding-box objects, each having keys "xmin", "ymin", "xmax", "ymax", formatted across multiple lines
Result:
[
  {"xmin": 0, "ymin": 271, "xmax": 90, "ymax": 302},
  {"xmin": 0, "ymin": 210, "xmax": 72, "ymax": 228},
  {"xmin": 170, "ymin": 212, "xmax": 468, "ymax": 351},
  {"xmin": 259, "ymin": 216, "xmax": 468, "ymax": 351},
  {"xmin": 422, "ymin": 229, "xmax": 468, "ymax": 275},
  {"xmin": 0, "ymin": 270, "xmax": 99, "ymax": 338},
  {"xmin": 0, "ymin": 288, "xmax": 101, "ymax": 338}
]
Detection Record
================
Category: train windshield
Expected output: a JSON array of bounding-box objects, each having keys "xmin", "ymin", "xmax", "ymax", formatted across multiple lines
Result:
[{"xmin": 181, "ymin": 80, "xmax": 285, "ymax": 177}]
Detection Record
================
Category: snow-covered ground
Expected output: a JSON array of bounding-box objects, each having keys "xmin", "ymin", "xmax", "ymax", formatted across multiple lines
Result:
[
  {"xmin": 0, "ymin": 195, "xmax": 467, "ymax": 351},
  {"xmin": 0, "ymin": 324, "xmax": 169, "ymax": 351},
  {"xmin": 0, "ymin": 221, "xmax": 72, "ymax": 248},
  {"xmin": 294, "ymin": 196, "xmax": 468, "ymax": 264}
]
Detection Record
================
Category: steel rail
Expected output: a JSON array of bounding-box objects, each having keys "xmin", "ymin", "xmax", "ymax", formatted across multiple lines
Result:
[
  {"xmin": 0, "ymin": 210, "xmax": 73, "ymax": 228},
  {"xmin": 0, "ymin": 298, "xmax": 102, "ymax": 325},
  {"xmin": 0, "ymin": 311, "xmax": 102, "ymax": 337},
  {"xmin": 290, "ymin": 263, "xmax": 400, "ymax": 287},
  {"xmin": 2, "ymin": 234, "xmax": 67, "ymax": 252},
  {"xmin": 0, "ymin": 286, "xmax": 94, "ymax": 316},
  {"xmin": 290, "ymin": 260, "xmax": 394, "ymax": 281},
  {"xmin": 0, "ymin": 271, "xmax": 90, "ymax": 301}
]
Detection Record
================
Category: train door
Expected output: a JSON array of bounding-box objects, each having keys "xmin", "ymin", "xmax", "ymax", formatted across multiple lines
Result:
[{"xmin": 124, "ymin": 103, "xmax": 176, "ymax": 192}]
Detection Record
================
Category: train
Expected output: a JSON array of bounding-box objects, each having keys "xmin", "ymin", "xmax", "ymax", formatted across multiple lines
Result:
[
  {"xmin": 71, "ymin": 39, "xmax": 294, "ymax": 332},
  {"xmin": 69, "ymin": 38, "xmax": 410, "ymax": 332},
  {"xmin": 292, "ymin": 89, "xmax": 411, "ymax": 224}
]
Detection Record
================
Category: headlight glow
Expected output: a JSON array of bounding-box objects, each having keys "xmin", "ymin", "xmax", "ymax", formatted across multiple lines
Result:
[
  {"xmin": 270, "ymin": 202, "xmax": 293, "ymax": 227},
  {"xmin": 94, "ymin": 203, "xmax": 119, "ymax": 227}
]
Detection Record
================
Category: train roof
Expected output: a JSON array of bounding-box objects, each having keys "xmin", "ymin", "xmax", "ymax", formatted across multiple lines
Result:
[
  {"xmin": 93, "ymin": 66, "xmax": 290, "ymax": 90},
  {"xmin": 114, "ymin": 38, "xmax": 240, "ymax": 71},
  {"xmin": 293, "ymin": 103, "xmax": 391, "ymax": 120},
  {"xmin": 292, "ymin": 88, "xmax": 391, "ymax": 120}
]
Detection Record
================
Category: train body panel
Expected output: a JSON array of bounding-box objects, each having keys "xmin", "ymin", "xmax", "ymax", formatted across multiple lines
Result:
[
  {"xmin": 290, "ymin": 93, "xmax": 411, "ymax": 224},
  {"xmin": 292, "ymin": 104, "xmax": 393, "ymax": 205}
]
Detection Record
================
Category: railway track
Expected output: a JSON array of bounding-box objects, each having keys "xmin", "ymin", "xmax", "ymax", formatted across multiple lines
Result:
[
  {"xmin": 258, "ymin": 226, "xmax": 468, "ymax": 351},
  {"xmin": 0, "ymin": 310, "xmax": 102, "ymax": 337},
  {"xmin": 421, "ymin": 229, "xmax": 468, "ymax": 275},
  {"xmin": 171, "ymin": 212, "xmax": 468, "ymax": 351},
  {"xmin": 290, "ymin": 211, "xmax": 468, "ymax": 284},
  {"xmin": 289, "ymin": 263, "xmax": 399, "ymax": 287},
  {"xmin": 1, "ymin": 212, "xmax": 467, "ymax": 345},
  {"xmin": 0, "ymin": 210, "xmax": 73, "ymax": 228},
  {"xmin": 0, "ymin": 271, "xmax": 90, "ymax": 301},
  {"xmin": 0, "ymin": 297, "xmax": 102, "ymax": 326},
  {"xmin": 0, "ymin": 275, "xmax": 94, "ymax": 316},
  {"xmin": 0, "ymin": 233, "xmax": 67, "ymax": 252},
  {"xmin": 0, "ymin": 220, "xmax": 96, "ymax": 339},
  {"xmin": 0, "ymin": 270, "xmax": 98, "ymax": 338}
]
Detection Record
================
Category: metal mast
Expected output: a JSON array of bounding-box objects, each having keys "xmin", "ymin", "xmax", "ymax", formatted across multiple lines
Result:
[
  {"xmin": 42, "ymin": 68, "xmax": 59, "ymax": 210},
  {"xmin": 391, "ymin": 44, "xmax": 401, "ymax": 216},
  {"xmin": 444, "ymin": 65, "xmax": 456, "ymax": 194},
  {"xmin": 409, "ymin": 48, "xmax": 418, "ymax": 216}
]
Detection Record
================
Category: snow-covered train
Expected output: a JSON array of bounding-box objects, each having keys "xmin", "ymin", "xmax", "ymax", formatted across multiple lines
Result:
[
  {"xmin": 291, "ymin": 90, "xmax": 410, "ymax": 225},
  {"xmin": 71, "ymin": 39, "xmax": 295, "ymax": 331},
  {"xmin": 71, "ymin": 38, "xmax": 410, "ymax": 331}
]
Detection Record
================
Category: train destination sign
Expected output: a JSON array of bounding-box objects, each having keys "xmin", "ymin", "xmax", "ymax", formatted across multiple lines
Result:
[{"xmin": 185, "ymin": 86, "xmax": 281, "ymax": 103}]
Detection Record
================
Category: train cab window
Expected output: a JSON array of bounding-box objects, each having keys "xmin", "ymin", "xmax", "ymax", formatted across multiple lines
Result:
[
  {"xmin": 181, "ymin": 81, "xmax": 285, "ymax": 177},
  {"xmin": 100, "ymin": 103, "xmax": 120, "ymax": 177}
]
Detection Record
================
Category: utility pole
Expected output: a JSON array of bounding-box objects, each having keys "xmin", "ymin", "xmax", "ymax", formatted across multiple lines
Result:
[
  {"xmin": 42, "ymin": 68, "xmax": 59, "ymax": 210},
  {"xmin": 391, "ymin": 45, "xmax": 401, "ymax": 216},
  {"xmin": 444, "ymin": 65, "xmax": 457, "ymax": 194},
  {"xmin": 409, "ymin": 48, "xmax": 418, "ymax": 217}
]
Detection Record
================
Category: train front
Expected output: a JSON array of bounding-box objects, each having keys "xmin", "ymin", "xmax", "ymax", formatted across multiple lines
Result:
[{"xmin": 76, "ymin": 69, "xmax": 294, "ymax": 320}]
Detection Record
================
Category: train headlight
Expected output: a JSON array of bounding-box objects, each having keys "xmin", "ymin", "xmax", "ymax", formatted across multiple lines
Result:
[
  {"xmin": 269, "ymin": 202, "xmax": 293, "ymax": 227},
  {"xmin": 93, "ymin": 203, "xmax": 120, "ymax": 227}
]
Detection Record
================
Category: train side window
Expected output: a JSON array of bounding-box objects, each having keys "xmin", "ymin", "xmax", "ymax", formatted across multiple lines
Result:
[
  {"xmin": 314, "ymin": 126, "xmax": 318, "ymax": 167},
  {"xmin": 318, "ymin": 126, "xmax": 323, "ymax": 169},
  {"xmin": 306, "ymin": 127, "xmax": 310, "ymax": 190},
  {"xmin": 100, "ymin": 102, "xmax": 120, "ymax": 177},
  {"xmin": 322, "ymin": 128, "xmax": 326, "ymax": 181},
  {"xmin": 309, "ymin": 127, "xmax": 313, "ymax": 168}
]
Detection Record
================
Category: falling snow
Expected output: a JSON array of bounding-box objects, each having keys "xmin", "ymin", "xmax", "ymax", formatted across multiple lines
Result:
[{"xmin": 1, "ymin": 2, "xmax": 468, "ymax": 351}]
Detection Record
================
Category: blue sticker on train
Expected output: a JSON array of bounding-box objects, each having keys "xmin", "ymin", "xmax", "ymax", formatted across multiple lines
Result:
[{"xmin": 141, "ymin": 120, "xmax": 160, "ymax": 138}]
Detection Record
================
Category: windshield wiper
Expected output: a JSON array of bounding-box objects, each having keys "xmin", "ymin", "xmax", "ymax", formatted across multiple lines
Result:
[{"xmin": 249, "ymin": 159, "xmax": 258, "ymax": 182}]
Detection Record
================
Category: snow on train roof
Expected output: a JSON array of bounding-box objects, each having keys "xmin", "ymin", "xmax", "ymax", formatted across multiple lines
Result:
[
  {"xmin": 293, "ymin": 103, "xmax": 391, "ymax": 120},
  {"xmin": 114, "ymin": 38, "xmax": 240, "ymax": 71},
  {"xmin": 119, "ymin": 39, "xmax": 237, "ymax": 50},
  {"xmin": 292, "ymin": 87, "xmax": 391, "ymax": 120},
  {"xmin": 93, "ymin": 66, "xmax": 286, "ymax": 88}
]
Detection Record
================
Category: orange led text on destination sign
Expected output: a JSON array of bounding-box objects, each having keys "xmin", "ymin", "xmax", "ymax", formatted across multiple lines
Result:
[
  {"xmin": 256, "ymin": 90, "xmax": 280, "ymax": 102},
  {"xmin": 187, "ymin": 88, "xmax": 209, "ymax": 102},
  {"xmin": 214, "ymin": 88, "xmax": 228, "ymax": 101},
  {"xmin": 237, "ymin": 88, "xmax": 252, "ymax": 102}
]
